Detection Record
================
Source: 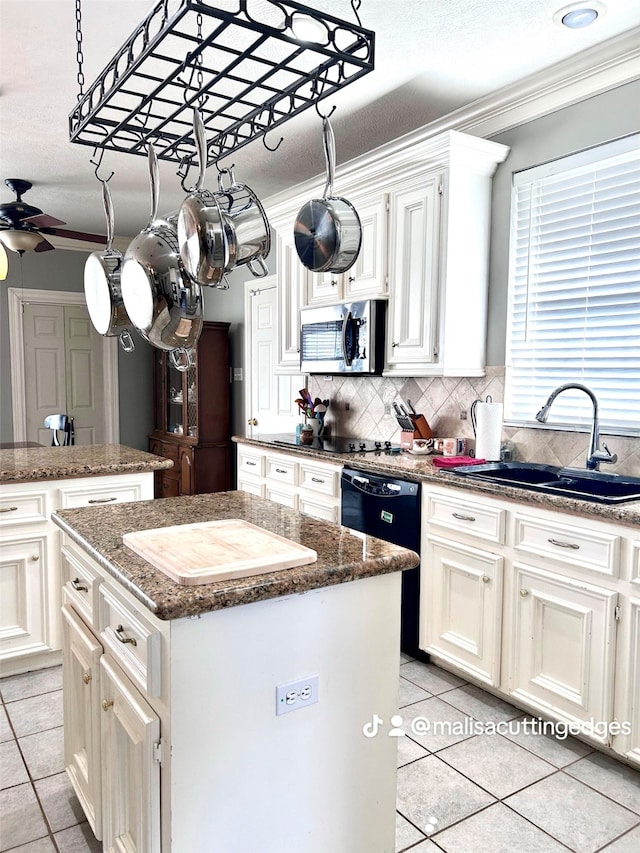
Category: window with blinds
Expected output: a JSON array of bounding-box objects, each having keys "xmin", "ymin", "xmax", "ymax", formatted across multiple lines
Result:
[{"xmin": 504, "ymin": 133, "xmax": 640, "ymax": 435}]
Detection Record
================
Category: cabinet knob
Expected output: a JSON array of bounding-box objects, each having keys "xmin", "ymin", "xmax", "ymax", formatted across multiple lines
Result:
[
  {"xmin": 102, "ymin": 699, "xmax": 114, "ymax": 712},
  {"xmin": 248, "ymin": 418, "xmax": 258, "ymax": 426},
  {"xmin": 348, "ymin": 276, "xmax": 356, "ymax": 283},
  {"xmin": 481, "ymin": 575, "xmax": 490, "ymax": 584},
  {"xmin": 331, "ymin": 280, "xmax": 338, "ymax": 286},
  {"xmin": 520, "ymin": 589, "xmax": 529, "ymax": 597},
  {"xmin": 391, "ymin": 341, "xmax": 399, "ymax": 348},
  {"xmin": 31, "ymin": 554, "xmax": 39, "ymax": 562},
  {"xmin": 83, "ymin": 673, "xmax": 92, "ymax": 685}
]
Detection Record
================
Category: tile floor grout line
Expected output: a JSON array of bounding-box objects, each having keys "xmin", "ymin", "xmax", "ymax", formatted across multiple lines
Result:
[
  {"xmin": 499, "ymin": 794, "xmax": 594, "ymax": 852},
  {"xmin": 592, "ymin": 820, "xmax": 640, "ymax": 852},
  {"xmin": 557, "ymin": 765, "xmax": 640, "ymax": 817}
]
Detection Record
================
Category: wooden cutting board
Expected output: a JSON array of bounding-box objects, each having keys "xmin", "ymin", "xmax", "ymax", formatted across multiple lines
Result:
[{"xmin": 123, "ymin": 519, "xmax": 317, "ymax": 586}]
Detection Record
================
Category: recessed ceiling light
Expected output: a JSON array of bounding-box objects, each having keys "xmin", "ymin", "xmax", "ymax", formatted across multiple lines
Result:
[{"xmin": 553, "ymin": 2, "xmax": 606, "ymax": 29}]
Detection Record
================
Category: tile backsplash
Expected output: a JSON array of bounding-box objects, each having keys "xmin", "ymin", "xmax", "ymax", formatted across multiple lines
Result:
[{"xmin": 309, "ymin": 367, "xmax": 640, "ymax": 476}]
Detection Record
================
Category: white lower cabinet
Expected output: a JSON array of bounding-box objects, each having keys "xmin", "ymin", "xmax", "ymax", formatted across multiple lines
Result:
[
  {"xmin": 0, "ymin": 472, "xmax": 154, "ymax": 676},
  {"xmin": 100, "ymin": 654, "xmax": 161, "ymax": 853},
  {"xmin": 422, "ymin": 534, "xmax": 502, "ymax": 687},
  {"xmin": 235, "ymin": 444, "xmax": 341, "ymax": 522},
  {"xmin": 420, "ymin": 484, "xmax": 636, "ymax": 760},
  {"xmin": 508, "ymin": 563, "xmax": 617, "ymax": 741}
]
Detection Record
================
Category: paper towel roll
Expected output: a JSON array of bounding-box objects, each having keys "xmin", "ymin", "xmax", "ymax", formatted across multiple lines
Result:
[{"xmin": 475, "ymin": 402, "xmax": 503, "ymax": 461}]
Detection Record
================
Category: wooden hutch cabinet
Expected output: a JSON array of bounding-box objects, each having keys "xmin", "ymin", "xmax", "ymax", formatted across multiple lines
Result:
[{"xmin": 149, "ymin": 322, "xmax": 231, "ymax": 497}]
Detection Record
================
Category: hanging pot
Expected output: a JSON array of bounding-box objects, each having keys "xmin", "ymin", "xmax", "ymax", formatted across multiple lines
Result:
[
  {"xmin": 121, "ymin": 144, "xmax": 203, "ymax": 352},
  {"xmin": 215, "ymin": 167, "xmax": 270, "ymax": 278},
  {"xmin": 83, "ymin": 179, "xmax": 135, "ymax": 352},
  {"xmin": 293, "ymin": 116, "xmax": 362, "ymax": 274},
  {"xmin": 177, "ymin": 109, "xmax": 235, "ymax": 287}
]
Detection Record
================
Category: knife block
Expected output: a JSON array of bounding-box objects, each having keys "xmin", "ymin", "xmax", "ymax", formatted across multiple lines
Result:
[{"xmin": 400, "ymin": 430, "xmax": 416, "ymax": 449}]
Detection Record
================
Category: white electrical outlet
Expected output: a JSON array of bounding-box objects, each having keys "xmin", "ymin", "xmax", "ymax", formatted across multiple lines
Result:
[{"xmin": 276, "ymin": 675, "xmax": 319, "ymax": 715}]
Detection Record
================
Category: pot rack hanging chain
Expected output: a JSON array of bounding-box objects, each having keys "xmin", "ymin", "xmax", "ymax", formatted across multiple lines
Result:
[{"xmin": 75, "ymin": 0, "xmax": 85, "ymax": 103}]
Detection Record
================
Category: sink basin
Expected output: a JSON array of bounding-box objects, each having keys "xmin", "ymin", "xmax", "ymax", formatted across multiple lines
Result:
[{"xmin": 447, "ymin": 462, "xmax": 640, "ymax": 504}]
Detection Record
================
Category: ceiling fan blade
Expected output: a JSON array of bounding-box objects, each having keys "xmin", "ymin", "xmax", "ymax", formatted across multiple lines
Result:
[
  {"xmin": 44, "ymin": 227, "xmax": 107, "ymax": 245},
  {"xmin": 22, "ymin": 212, "xmax": 67, "ymax": 228},
  {"xmin": 34, "ymin": 237, "xmax": 56, "ymax": 252}
]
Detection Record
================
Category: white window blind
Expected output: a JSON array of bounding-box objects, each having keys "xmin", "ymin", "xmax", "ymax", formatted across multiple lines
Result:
[{"xmin": 505, "ymin": 134, "xmax": 640, "ymax": 435}]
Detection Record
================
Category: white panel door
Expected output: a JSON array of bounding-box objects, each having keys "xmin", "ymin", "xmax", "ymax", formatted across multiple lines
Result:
[
  {"xmin": 100, "ymin": 654, "xmax": 160, "ymax": 853},
  {"xmin": 0, "ymin": 532, "xmax": 50, "ymax": 660},
  {"xmin": 23, "ymin": 303, "xmax": 105, "ymax": 445},
  {"xmin": 23, "ymin": 303, "xmax": 67, "ymax": 445},
  {"xmin": 64, "ymin": 306, "xmax": 106, "ymax": 445},
  {"xmin": 246, "ymin": 280, "xmax": 304, "ymax": 435},
  {"xmin": 62, "ymin": 603, "xmax": 103, "ymax": 839},
  {"xmin": 509, "ymin": 562, "xmax": 617, "ymax": 741},
  {"xmin": 421, "ymin": 534, "xmax": 503, "ymax": 686}
]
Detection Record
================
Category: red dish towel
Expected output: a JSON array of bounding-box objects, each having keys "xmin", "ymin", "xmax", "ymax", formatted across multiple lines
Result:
[{"xmin": 432, "ymin": 455, "xmax": 485, "ymax": 468}]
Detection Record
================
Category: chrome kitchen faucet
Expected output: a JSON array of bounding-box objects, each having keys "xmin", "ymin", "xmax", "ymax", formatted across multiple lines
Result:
[{"xmin": 535, "ymin": 383, "xmax": 617, "ymax": 471}]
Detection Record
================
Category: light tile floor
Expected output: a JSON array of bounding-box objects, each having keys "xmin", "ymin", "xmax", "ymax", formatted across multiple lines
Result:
[{"xmin": 1, "ymin": 659, "xmax": 639, "ymax": 852}]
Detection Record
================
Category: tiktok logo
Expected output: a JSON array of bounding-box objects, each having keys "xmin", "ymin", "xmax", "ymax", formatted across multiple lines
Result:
[{"xmin": 362, "ymin": 714, "xmax": 384, "ymax": 737}]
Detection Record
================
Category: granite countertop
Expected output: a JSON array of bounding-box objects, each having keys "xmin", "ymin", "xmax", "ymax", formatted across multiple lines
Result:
[
  {"xmin": 52, "ymin": 491, "xmax": 419, "ymax": 620},
  {"xmin": 0, "ymin": 444, "xmax": 173, "ymax": 483},
  {"xmin": 233, "ymin": 436, "xmax": 640, "ymax": 529}
]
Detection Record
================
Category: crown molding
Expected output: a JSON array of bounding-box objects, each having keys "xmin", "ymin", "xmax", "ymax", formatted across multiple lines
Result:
[{"xmin": 265, "ymin": 27, "xmax": 640, "ymax": 217}]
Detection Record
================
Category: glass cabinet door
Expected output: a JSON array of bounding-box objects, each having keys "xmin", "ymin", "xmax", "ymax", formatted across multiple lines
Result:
[{"xmin": 165, "ymin": 357, "xmax": 197, "ymax": 439}]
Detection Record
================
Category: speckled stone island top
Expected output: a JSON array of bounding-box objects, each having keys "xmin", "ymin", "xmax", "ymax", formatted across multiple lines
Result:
[
  {"xmin": 52, "ymin": 492, "xmax": 420, "ymax": 621},
  {"xmin": 0, "ymin": 444, "xmax": 173, "ymax": 483},
  {"xmin": 233, "ymin": 437, "xmax": 640, "ymax": 529}
]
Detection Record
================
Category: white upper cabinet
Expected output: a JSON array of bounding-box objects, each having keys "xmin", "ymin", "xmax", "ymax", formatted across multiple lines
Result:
[
  {"xmin": 267, "ymin": 130, "xmax": 509, "ymax": 376},
  {"xmin": 306, "ymin": 191, "xmax": 389, "ymax": 305}
]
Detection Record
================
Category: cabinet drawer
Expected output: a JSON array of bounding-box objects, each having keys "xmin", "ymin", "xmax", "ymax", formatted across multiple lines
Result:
[
  {"xmin": 265, "ymin": 485, "xmax": 298, "ymax": 509},
  {"xmin": 237, "ymin": 476, "xmax": 265, "ymax": 498},
  {"xmin": 98, "ymin": 584, "xmax": 162, "ymax": 697},
  {"xmin": 514, "ymin": 514, "xmax": 620, "ymax": 577},
  {"xmin": 61, "ymin": 546, "xmax": 102, "ymax": 626},
  {"xmin": 60, "ymin": 480, "xmax": 144, "ymax": 509},
  {"xmin": 0, "ymin": 490, "xmax": 48, "ymax": 527},
  {"xmin": 266, "ymin": 456, "xmax": 297, "ymax": 485},
  {"xmin": 426, "ymin": 490, "xmax": 506, "ymax": 545},
  {"xmin": 238, "ymin": 449, "xmax": 265, "ymax": 478},
  {"xmin": 299, "ymin": 462, "xmax": 340, "ymax": 497},
  {"xmin": 299, "ymin": 496, "xmax": 339, "ymax": 523}
]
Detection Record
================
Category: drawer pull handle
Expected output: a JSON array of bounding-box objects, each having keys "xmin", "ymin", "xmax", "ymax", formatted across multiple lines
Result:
[
  {"xmin": 0, "ymin": 506, "xmax": 18, "ymax": 513},
  {"xmin": 452, "ymin": 512, "xmax": 476, "ymax": 522},
  {"xmin": 83, "ymin": 673, "xmax": 92, "ymax": 685},
  {"xmin": 482, "ymin": 575, "xmax": 490, "ymax": 584},
  {"xmin": 88, "ymin": 496, "xmax": 117, "ymax": 504},
  {"xmin": 115, "ymin": 625, "xmax": 137, "ymax": 646},
  {"xmin": 548, "ymin": 538, "xmax": 580, "ymax": 550},
  {"xmin": 520, "ymin": 589, "xmax": 529, "ymax": 597},
  {"xmin": 311, "ymin": 477, "xmax": 325, "ymax": 484},
  {"xmin": 275, "ymin": 468, "xmax": 287, "ymax": 474},
  {"xmin": 71, "ymin": 578, "xmax": 88, "ymax": 592},
  {"xmin": 102, "ymin": 699, "xmax": 114, "ymax": 711},
  {"xmin": 246, "ymin": 461, "xmax": 257, "ymax": 466}
]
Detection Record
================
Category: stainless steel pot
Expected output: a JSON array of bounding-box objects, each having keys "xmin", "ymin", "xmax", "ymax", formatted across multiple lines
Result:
[
  {"xmin": 83, "ymin": 180, "xmax": 135, "ymax": 352},
  {"xmin": 293, "ymin": 117, "xmax": 362, "ymax": 274},
  {"xmin": 122, "ymin": 144, "xmax": 203, "ymax": 352},
  {"xmin": 216, "ymin": 168, "xmax": 270, "ymax": 277},
  {"xmin": 178, "ymin": 110, "xmax": 235, "ymax": 287}
]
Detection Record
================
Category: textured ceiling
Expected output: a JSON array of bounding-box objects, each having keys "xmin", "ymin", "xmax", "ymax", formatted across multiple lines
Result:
[{"xmin": 1, "ymin": 0, "xmax": 640, "ymax": 238}]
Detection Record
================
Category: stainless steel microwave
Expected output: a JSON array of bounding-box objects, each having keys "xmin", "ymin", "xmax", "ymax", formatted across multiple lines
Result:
[{"xmin": 299, "ymin": 299, "xmax": 386, "ymax": 374}]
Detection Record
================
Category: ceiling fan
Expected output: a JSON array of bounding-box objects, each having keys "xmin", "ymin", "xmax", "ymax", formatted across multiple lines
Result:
[{"xmin": 0, "ymin": 178, "xmax": 106, "ymax": 254}]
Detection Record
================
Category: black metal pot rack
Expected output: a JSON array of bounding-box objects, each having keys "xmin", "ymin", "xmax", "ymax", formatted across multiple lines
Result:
[{"xmin": 69, "ymin": 0, "xmax": 375, "ymax": 167}]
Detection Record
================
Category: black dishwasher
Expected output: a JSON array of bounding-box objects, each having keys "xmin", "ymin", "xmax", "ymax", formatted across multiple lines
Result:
[{"xmin": 341, "ymin": 467, "xmax": 426, "ymax": 659}]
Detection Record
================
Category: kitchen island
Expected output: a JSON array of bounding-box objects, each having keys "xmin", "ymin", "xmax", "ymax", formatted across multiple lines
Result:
[
  {"xmin": 0, "ymin": 444, "xmax": 172, "ymax": 676},
  {"xmin": 52, "ymin": 491, "xmax": 419, "ymax": 853}
]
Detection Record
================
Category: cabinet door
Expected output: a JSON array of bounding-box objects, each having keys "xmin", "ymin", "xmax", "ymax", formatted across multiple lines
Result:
[
  {"xmin": 276, "ymin": 229, "xmax": 307, "ymax": 371},
  {"xmin": 386, "ymin": 174, "xmax": 442, "ymax": 368},
  {"xmin": 508, "ymin": 563, "xmax": 617, "ymax": 741},
  {"xmin": 100, "ymin": 654, "xmax": 161, "ymax": 853},
  {"xmin": 617, "ymin": 595, "xmax": 640, "ymax": 766},
  {"xmin": 0, "ymin": 533, "xmax": 51, "ymax": 661},
  {"xmin": 421, "ymin": 535, "xmax": 503, "ymax": 686},
  {"xmin": 344, "ymin": 192, "xmax": 389, "ymax": 300},
  {"xmin": 307, "ymin": 268, "xmax": 342, "ymax": 304},
  {"xmin": 179, "ymin": 446, "xmax": 194, "ymax": 495},
  {"xmin": 62, "ymin": 604, "xmax": 103, "ymax": 839}
]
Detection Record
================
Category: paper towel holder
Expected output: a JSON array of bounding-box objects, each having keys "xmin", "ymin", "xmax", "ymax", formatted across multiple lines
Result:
[{"xmin": 470, "ymin": 395, "xmax": 493, "ymax": 438}]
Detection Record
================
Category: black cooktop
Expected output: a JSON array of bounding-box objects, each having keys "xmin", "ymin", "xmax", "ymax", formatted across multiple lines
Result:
[{"xmin": 265, "ymin": 434, "xmax": 401, "ymax": 455}]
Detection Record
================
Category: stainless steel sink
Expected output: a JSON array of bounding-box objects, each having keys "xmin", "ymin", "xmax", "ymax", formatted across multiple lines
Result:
[{"xmin": 447, "ymin": 462, "xmax": 640, "ymax": 504}]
